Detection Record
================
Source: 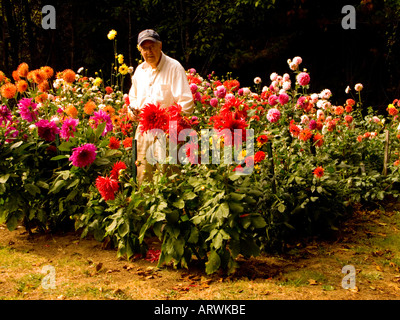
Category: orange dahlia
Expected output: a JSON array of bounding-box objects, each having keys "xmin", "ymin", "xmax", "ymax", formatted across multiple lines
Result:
[
  {"xmin": 16, "ymin": 80, "xmax": 28, "ymax": 93},
  {"xmin": 62, "ymin": 69, "xmax": 76, "ymax": 84},
  {"xmin": 17, "ymin": 63, "xmax": 29, "ymax": 78},
  {"xmin": 102, "ymin": 105, "xmax": 115, "ymax": 117},
  {"xmin": 35, "ymin": 92, "xmax": 48, "ymax": 103},
  {"xmin": 65, "ymin": 104, "xmax": 78, "ymax": 118},
  {"xmin": 84, "ymin": 100, "xmax": 96, "ymax": 115},
  {"xmin": 12, "ymin": 70, "xmax": 20, "ymax": 81},
  {"xmin": 38, "ymin": 80, "xmax": 50, "ymax": 93},
  {"xmin": 41, "ymin": 66, "xmax": 54, "ymax": 80},
  {"xmin": 0, "ymin": 82, "xmax": 17, "ymax": 99}
]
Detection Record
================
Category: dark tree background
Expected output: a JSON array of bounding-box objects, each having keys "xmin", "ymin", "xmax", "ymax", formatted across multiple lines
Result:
[{"xmin": 1, "ymin": 0, "xmax": 399, "ymax": 111}]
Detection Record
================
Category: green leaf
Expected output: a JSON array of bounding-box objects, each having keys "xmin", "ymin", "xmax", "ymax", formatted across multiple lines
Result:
[
  {"xmin": 50, "ymin": 154, "xmax": 69, "ymax": 161},
  {"xmin": 188, "ymin": 226, "xmax": 199, "ymax": 243},
  {"xmin": 0, "ymin": 174, "xmax": 10, "ymax": 184},
  {"xmin": 172, "ymin": 198, "xmax": 185, "ymax": 209},
  {"xmin": 205, "ymin": 250, "xmax": 221, "ymax": 274},
  {"xmin": 25, "ymin": 183, "xmax": 41, "ymax": 196},
  {"xmin": 49, "ymin": 180, "xmax": 66, "ymax": 194},
  {"xmin": 95, "ymin": 122, "xmax": 107, "ymax": 139},
  {"xmin": 228, "ymin": 202, "xmax": 243, "ymax": 214},
  {"xmin": 10, "ymin": 141, "xmax": 23, "ymax": 150},
  {"xmin": 7, "ymin": 215, "xmax": 18, "ymax": 231},
  {"xmin": 57, "ymin": 141, "xmax": 74, "ymax": 152},
  {"xmin": 182, "ymin": 191, "xmax": 197, "ymax": 200},
  {"xmin": 229, "ymin": 192, "xmax": 246, "ymax": 201},
  {"xmin": 118, "ymin": 222, "xmax": 129, "ymax": 238},
  {"xmin": 94, "ymin": 157, "xmax": 111, "ymax": 166},
  {"xmin": 251, "ymin": 215, "xmax": 267, "ymax": 228}
]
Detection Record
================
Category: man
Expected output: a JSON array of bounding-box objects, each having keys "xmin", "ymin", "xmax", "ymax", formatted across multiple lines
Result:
[{"xmin": 128, "ymin": 29, "xmax": 194, "ymax": 184}]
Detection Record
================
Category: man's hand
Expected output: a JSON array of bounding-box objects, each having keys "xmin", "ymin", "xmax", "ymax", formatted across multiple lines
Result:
[{"xmin": 128, "ymin": 107, "xmax": 141, "ymax": 122}]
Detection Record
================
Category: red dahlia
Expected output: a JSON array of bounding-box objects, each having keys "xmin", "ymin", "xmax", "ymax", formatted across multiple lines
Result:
[{"xmin": 95, "ymin": 176, "xmax": 119, "ymax": 201}]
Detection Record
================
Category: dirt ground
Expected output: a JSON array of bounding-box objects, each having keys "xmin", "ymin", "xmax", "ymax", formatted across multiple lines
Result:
[{"xmin": 1, "ymin": 201, "xmax": 400, "ymax": 300}]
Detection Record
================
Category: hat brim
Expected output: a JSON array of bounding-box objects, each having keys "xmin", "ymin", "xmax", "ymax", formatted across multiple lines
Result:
[{"xmin": 138, "ymin": 37, "xmax": 160, "ymax": 46}]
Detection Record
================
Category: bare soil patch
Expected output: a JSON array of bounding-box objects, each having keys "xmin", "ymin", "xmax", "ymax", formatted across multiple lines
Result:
[{"xmin": 1, "ymin": 202, "xmax": 400, "ymax": 300}]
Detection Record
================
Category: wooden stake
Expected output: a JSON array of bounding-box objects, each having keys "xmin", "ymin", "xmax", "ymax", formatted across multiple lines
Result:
[{"xmin": 383, "ymin": 129, "xmax": 389, "ymax": 176}]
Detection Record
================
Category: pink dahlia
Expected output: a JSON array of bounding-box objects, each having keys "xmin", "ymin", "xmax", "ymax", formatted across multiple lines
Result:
[
  {"xmin": 89, "ymin": 110, "xmax": 113, "ymax": 136},
  {"xmin": 210, "ymin": 98, "xmax": 218, "ymax": 107},
  {"xmin": 268, "ymin": 95, "xmax": 278, "ymax": 106},
  {"xmin": 0, "ymin": 105, "xmax": 12, "ymax": 126},
  {"xmin": 60, "ymin": 117, "xmax": 79, "ymax": 141},
  {"xmin": 267, "ymin": 108, "xmax": 281, "ymax": 123},
  {"xmin": 18, "ymin": 98, "xmax": 38, "ymax": 122},
  {"xmin": 35, "ymin": 119, "xmax": 60, "ymax": 142},
  {"xmin": 69, "ymin": 143, "xmax": 97, "ymax": 167},
  {"xmin": 296, "ymin": 72, "xmax": 310, "ymax": 86},
  {"xmin": 215, "ymin": 85, "xmax": 226, "ymax": 99},
  {"xmin": 278, "ymin": 93, "xmax": 289, "ymax": 105}
]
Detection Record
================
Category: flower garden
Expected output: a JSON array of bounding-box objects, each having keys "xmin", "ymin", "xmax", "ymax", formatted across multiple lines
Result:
[{"xmin": 1, "ymin": 32, "xmax": 400, "ymax": 275}]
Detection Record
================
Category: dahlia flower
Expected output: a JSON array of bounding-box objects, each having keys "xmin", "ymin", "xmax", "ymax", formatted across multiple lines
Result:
[
  {"xmin": 60, "ymin": 117, "xmax": 79, "ymax": 141},
  {"xmin": 69, "ymin": 143, "xmax": 97, "ymax": 167},
  {"xmin": 89, "ymin": 110, "xmax": 113, "ymax": 136},
  {"xmin": 139, "ymin": 103, "xmax": 169, "ymax": 135},
  {"xmin": 267, "ymin": 108, "xmax": 281, "ymax": 123},
  {"xmin": 296, "ymin": 72, "xmax": 310, "ymax": 86},
  {"xmin": 35, "ymin": 119, "xmax": 60, "ymax": 142},
  {"xmin": 110, "ymin": 161, "xmax": 127, "ymax": 180},
  {"xmin": 0, "ymin": 105, "xmax": 12, "ymax": 126},
  {"xmin": 96, "ymin": 176, "xmax": 119, "ymax": 201},
  {"xmin": 313, "ymin": 166, "xmax": 324, "ymax": 178},
  {"xmin": 18, "ymin": 98, "xmax": 38, "ymax": 122}
]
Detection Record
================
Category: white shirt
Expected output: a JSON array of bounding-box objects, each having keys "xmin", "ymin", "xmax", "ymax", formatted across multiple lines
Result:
[{"xmin": 129, "ymin": 52, "xmax": 194, "ymax": 116}]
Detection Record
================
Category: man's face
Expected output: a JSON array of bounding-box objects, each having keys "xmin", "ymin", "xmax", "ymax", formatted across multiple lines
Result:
[{"xmin": 140, "ymin": 40, "xmax": 162, "ymax": 68}]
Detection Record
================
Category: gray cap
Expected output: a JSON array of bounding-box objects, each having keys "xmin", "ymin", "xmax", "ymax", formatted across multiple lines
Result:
[{"xmin": 137, "ymin": 29, "xmax": 161, "ymax": 46}]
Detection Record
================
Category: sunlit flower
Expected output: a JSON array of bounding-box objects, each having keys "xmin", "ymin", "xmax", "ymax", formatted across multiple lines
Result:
[
  {"xmin": 107, "ymin": 29, "xmax": 117, "ymax": 40},
  {"xmin": 0, "ymin": 105, "xmax": 12, "ymax": 126},
  {"xmin": 139, "ymin": 103, "xmax": 169, "ymax": 135},
  {"xmin": 0, "ymin": 82, "xmax": 17, "ymax": 99},
  {"xmin": 17, "ymin": 62, "xmax": 29, "ymax": 78},
  {"xmin": 89, "ymin": 110, "xmax": 113, "ymax": 136},
  {"xmin": 119, "ymin": 64, "xmax": 129, "ymax": 75},
  {"xmin": 355, "ymin": 83, "xmax": 363, "ymax": 92},
  {"xmin": 254, "ymin": 77, "xmax": 262, "ymax": 84},
  {"xmin": 108, "ymin": 136, "xmax": 120, "ymax": 149},
  {"xmin": 266, "ymin": 108, "xmax": 281, "ymax": 123},
  {"xmin": 16, "ymin": 80, "xmax": 28, "ymax": 93},
  {"xmin": 65, "ymin": 104, "xmax": 78, "ymax": 118},
  {"xmin": 122, "ymin": 137, "xmax": 133, "ymax": 148},
  {"xmin": 35, "ymin": 119, "xmax": 60, "ymax": 142},
  {"xmin": 18, "ymin": 98, "xmax": 38, "ymax": 122},
  {"xmin": 62, "ymin": 69, "xmax": 76, "ymax": 84},
  {"xmin": 254, "ymin": 151, "xmax": 266, "ymax": 163},
  {"xmin": 117, "ymin": 54, "xmax": 124, "ymax": 64},
  {"xmin": 96, "ymin": 176, "xmax": 119, "ymax": 201},
  {"xmin": 296, "ymin": 72, "xmax": 310, "ymax": 86},
  {"xmin": 60, "ymin": 117, "xmax": 79, "ymax": 141},
  {"xmin": 313, "ymin": 166, "xmax": 324, "ymax": 178},
  {"xmin": 69, "ymin": 143, "xmax": 97, "ymax": 167}
]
